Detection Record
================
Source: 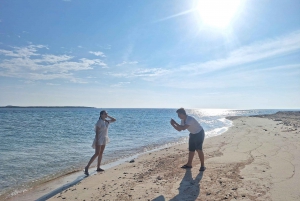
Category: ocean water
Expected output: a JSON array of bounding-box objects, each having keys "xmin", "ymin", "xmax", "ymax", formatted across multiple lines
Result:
[{"xmin": 0, "ymin": 108, "xmax": 284, "ymax": 198}]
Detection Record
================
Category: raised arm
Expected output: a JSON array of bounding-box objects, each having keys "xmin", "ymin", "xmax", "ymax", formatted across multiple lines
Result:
[
  {"xmin": 107, "ymin": 115, "xmax": 116, "ymax": 123},
  {"xmin": 170, "ymin": 118, "xmax": 190, "ymax": 132}
]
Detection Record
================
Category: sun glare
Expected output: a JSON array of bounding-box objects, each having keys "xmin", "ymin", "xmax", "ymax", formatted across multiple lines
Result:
[{"xmin": 197, "ymin": 0, "xmax": 241, "ymax": 28}]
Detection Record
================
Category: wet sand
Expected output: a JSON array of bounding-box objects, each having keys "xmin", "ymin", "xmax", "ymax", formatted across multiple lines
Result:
[{"xmin": 8, "ymin": 112, "xmax": 300, "ymax": 200}]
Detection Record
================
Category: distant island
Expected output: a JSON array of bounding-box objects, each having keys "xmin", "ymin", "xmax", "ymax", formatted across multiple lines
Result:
[{"xmin": 0, "ymin": 106, "xmax": 96, "ymax": 108}]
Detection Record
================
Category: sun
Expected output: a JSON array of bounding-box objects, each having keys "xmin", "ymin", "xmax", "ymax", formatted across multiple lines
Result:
[{"xmin": 197, "ymin": 0, "xmax": 241, "ymax": 29}]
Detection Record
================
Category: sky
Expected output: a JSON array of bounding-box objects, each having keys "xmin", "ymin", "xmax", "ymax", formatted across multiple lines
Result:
[{"xmin": 0, "ymin": 0, "xmax": 299, "ymax": 109}]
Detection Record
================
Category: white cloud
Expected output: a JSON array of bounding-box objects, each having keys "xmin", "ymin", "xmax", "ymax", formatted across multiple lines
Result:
[
  {"xmin": 0, "ymin": 49, "xmax": 20, "ymax": 57},
  {"xmin": 0, "ymin": 45, "xmax": 107, "ymax": 82},
  {"xmin": 116, "ymin": 61, "xmax": 138, "ymax": 66},
  {"xmin": 89, "ymin": 51, "xmax": 106, "ymax": 57},
  {"xmin": 41, "ymin": 54, "xmax": 73, "ymax": 63},
  {"xmin": 244, "ymin": 63, "xmax": 300, "ymax": 74},
  {"xmin": 154, "ymin": 9, "xmax": 194, "ymax": 22},
  {"xmin": 46, "ymin": 83, "xmax": 61, "ymax": 86},
  {"xmin": 0, "ymin": 44, "xmax": 47, "ymax": 57},
  {"xmin": 179, "ymin": 30, "xmax": 300, "ymax": 75},
  {"xmin": 107, "ymin": 30, "xmax": 300, "ymax": 90},
  {"xmin": 108, "ymin": 68, "xmax": 169, "ymax": 78},
  {"xmin": 108, "ymin": 30, "xmax": 300, "ymax": 87},
  {"xmin": 97, "ymin": 45, "xmax": 111, "ymax": 50},
  {"xmin": 132, "ymin": 68, "xmax": 169, "ymax": 77},
  {"xmin": 110, "ymin": 82, "xmax": 131, "ymax": 87}
]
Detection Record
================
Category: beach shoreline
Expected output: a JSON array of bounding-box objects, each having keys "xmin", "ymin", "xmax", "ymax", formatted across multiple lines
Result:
[
  {"xmin": 4, "ymin": 111, "xmax": 300, "ymax": 201},
  {"xmin": 1, "ymin": 117, "xmax": 232, "ymax": 201}
]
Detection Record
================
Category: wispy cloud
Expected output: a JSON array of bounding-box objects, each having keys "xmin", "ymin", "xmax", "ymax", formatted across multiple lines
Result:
[
  {"xmin": 108, "ymin": 68, "xmax": 169, "ymax": 78},
  {"xmin": 0, "ymin": 45, "xmax": 107, "ymax": 82},
  {"xmin": 132, "ymin": 68, "xmax": 169, "ymax": 77},
  {"xmin": 46, "ymin": 83, "xmax": 61, "ymax": 86},
  {"xmin": 116, "ymin": 61, "xmax": 138, "ymax": 66},
  {"xmin": 154, "ymin": 9, "xmax": 194, "ymax": 22},
  {"xmin": 110, "ymin": 82, "xmax": 130, "ymax": 87},
  {"xmin": 89, "ymin": 51, "xmax": 106, "ymax": 57},
  {"xmin": 244, "ymin": 63, "xmax": 300, "ymax": 74},
  {"xmin": 179, "ymin": 30, "xmax": 300, "ymax": 75},
  {"xmin": 0, "ymin": 44, "xmax": 48, "ymax": 57},
  {"xmin": 106, "ymin": 30, "xmax": 300, "ymax": 90},
  {"xmin": 97, "ymin": 45, "xmax": 111, "ymax": 50}
]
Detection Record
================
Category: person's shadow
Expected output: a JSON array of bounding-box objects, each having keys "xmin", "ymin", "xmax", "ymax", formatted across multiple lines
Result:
[{"xmin": 152, "ymin": 169, "xmax": 204, "ymax": 201}]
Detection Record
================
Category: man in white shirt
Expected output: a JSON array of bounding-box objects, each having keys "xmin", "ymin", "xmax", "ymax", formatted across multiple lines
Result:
[{"xmin": 170, "ymin": 108, "xmax": 206, "ymax": 171}]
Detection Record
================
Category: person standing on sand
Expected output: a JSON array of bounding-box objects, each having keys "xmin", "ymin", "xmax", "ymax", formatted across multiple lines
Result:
[
  {"xmin": 170, "ymin": 108, "xmax": 206, "ymax": 171},
  {"xmin": 84, "ymin": 110, "xmax": 116, "ymax": 176}
]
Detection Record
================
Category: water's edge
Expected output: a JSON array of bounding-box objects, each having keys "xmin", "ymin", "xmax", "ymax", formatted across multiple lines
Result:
[
  {"xmin": 4, "ymin": 108, "xmax": 291, "ymax": 201},
  {"xmin": 4, "ymin": 120, "xmax": 233, "ymax": 201}
]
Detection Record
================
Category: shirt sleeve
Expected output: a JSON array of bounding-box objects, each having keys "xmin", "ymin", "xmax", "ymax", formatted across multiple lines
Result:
[
  {"xmin": 185, "ymin": 117, "xmax": 195, "ymax": 125},
  {"xmin": 95, "ymin": 120, "xmax": 102, "ymax": 128}
]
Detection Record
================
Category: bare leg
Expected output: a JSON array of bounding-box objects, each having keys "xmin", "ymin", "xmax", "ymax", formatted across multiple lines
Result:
[
  {"xmin": 197, "ymin": 150, "xmax": 205, "ymax": 167},
  {"xmin": 186, "ymin": 151, "xmax": 195, "ymax": 166},
  {"xmin": 85, "ymin": 145, "xmax": 101, "ymax": 171},
  {"xmin": 97, "ymin": 145, "xmax": 106, "ymax": 169}
]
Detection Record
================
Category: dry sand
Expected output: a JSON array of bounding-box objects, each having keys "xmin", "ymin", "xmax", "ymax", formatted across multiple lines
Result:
[{"xmin": 12, "ymin": 112, "xmax": 300, "ymax": 200}]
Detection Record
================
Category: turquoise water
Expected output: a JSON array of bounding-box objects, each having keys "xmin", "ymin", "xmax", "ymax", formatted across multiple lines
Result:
[{"xmin": 0, "ymin": 108, "xmax": 284, "ymax": 198}]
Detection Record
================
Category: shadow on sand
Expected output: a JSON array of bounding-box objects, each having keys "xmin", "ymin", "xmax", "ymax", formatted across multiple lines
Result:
[
  {"xmin": 152, "ymin": 169, "xmax": 204, "ymax": 201},
  {"xmin": 35, "ymin": 173, "xmax": 90, "ymax": 201}
]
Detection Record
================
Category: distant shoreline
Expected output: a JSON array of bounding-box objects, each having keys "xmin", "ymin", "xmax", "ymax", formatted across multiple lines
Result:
[{"xmin": 0, "ymin": 106, "xmax": 96, "ymax": 108}]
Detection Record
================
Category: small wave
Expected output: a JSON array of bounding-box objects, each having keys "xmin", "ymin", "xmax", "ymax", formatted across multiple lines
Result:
[
  {"xmin": 205, "ymin": 118, "xmax": 233, "ymax": 138},
  {"xmin": 206, "ymin": 126, "xmax": 230, "ymax": 138}
]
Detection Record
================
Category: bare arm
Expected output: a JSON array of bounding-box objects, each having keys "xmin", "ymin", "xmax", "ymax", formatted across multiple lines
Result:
[
  {"xmin": 95, "ymin": 126, "xmax": 100, "ymax": 139},
  {"xmin": 171, "ymin": 122, "xmax": 182, "ymax": 131},
  {"xmin": 107, "ymin": 115, "xmax": 116, "ymax": 123},
  {"xmin": 170, "ymin": 119, "xmax": 190, "ymax": 132}
]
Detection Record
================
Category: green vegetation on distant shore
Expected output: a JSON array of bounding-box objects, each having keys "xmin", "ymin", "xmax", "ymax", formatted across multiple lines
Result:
[{"xmin": 0, "ymin": 106, "xmax": 95, "ymax": 108}]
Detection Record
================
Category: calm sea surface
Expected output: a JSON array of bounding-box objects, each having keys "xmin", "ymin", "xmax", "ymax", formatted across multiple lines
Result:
[{"xmin": 0, "ymin": 108, "xmax": 287, "ymax": 198}]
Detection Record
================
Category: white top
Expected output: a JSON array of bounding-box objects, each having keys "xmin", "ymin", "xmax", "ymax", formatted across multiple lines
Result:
[
  {"xmin": 95, "ymin": 119, "xmax": 110, "ymax": 137},
  {"xmin": 92, "ymin": 119, "xmax": 113, "ymax": 148},
  {"xmin": 181, "ymin": 115, "xmax": 203, "ymax": 134}
]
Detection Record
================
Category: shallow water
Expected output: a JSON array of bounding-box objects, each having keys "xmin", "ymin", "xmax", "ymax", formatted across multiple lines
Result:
[{"xmin": 0, "ymin": 108, "xmax": 284, "ymax": 198}]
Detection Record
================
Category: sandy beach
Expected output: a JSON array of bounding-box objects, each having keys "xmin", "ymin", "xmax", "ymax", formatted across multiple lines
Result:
[{"xmin": 8, "ymin": 111, "xmax": 300, "ymax": 201}]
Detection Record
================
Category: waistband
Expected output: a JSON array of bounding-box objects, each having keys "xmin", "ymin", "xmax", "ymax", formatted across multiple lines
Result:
[{"xmin": 190, "ymin": 129, "xmax": 204, "ymax": 135}]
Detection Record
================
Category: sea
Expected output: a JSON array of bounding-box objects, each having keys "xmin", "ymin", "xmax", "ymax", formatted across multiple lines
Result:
[{"xmin": 0, "ymin": 108, "xmax": 293, "ymax": 199}]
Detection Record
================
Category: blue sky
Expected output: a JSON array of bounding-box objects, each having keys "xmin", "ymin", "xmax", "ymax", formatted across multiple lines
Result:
[{"xmin": 0, "ymin": 0, "xmax": 299, "ymax": 108}]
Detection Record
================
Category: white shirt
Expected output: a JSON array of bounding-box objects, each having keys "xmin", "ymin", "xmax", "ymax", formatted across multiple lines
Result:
[
  {"xmin": 181, "ymin": 115, "xmax": 203, "ymax": 134},
  {"xmin": 95, "ymin": 119, "xmax": 110, "ymax": 137},
  {"xmin": 92, "ymin": 119, "xmax": 113, "ymax": 147}
]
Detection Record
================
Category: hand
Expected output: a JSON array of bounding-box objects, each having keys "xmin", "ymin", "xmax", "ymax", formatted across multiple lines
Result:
[
  {"xmin": 170, "ymin": 118, "xmax": 176, "ymax": 124},
  {"xmin": 107, "ymin": 115, "xmax": 116, "ymax": 122}
]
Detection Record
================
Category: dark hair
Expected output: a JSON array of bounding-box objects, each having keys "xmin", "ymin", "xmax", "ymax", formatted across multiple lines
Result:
[
  {"xmin": 99, "ymin": 110, "xmax": 106, "ymax": 120},
  {"xmin": 176, "ymin": 108, "xmax": 186, "ymax": 115}
]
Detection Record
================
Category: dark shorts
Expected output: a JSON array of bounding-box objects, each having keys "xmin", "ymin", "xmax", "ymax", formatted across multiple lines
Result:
[{"xmin": 189, "ymin": 129, "xmax": 205, "ymax": 152}]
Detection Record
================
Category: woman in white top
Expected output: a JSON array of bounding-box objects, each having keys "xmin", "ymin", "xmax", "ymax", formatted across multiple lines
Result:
[{"xmin": 84, "ymin": 110, "xmax": 116, "ymax": 175}]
